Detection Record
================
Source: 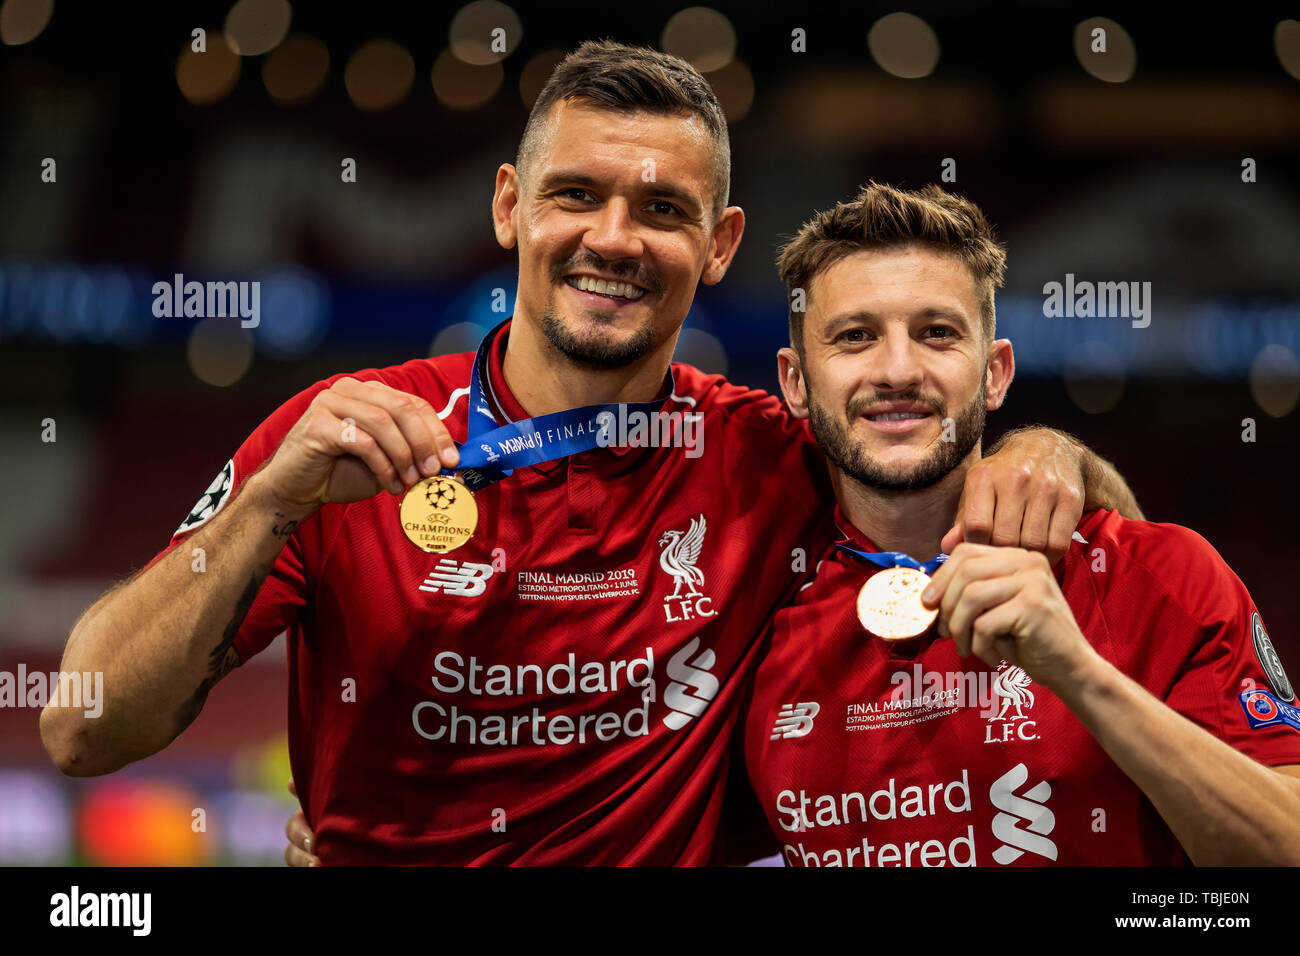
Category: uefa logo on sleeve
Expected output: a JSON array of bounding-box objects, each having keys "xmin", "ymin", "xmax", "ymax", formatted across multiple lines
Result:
[
  {"xmin": 1239, "ymin": 688, "xmax": 1300, "ymax": 732},
  {"xmin": 1244, "ymin": 690, "xmax": 1279, "ymax": 723}
]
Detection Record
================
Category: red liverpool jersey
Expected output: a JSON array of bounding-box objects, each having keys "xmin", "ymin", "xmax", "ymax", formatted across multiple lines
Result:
[
  {"xmin": 149, "ymin": 320, "xmax": 836, "ymax": 864},
  {"xmin": 743, "ymin": 507, "xmax": 1300, "ymax": 866}
]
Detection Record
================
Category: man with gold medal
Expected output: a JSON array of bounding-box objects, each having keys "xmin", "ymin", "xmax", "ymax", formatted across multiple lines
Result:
[
  {"xmin": 740, "ymin": 182, "xmax": 1300, "ymax": 866},
  {"xmin": 45, "ymin": 42, "xmax": 1145, "ymax": 866}
]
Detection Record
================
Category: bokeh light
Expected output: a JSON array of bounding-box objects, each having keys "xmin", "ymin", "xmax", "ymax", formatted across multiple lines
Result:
[
  {"xmin": 868, "ymin": 13, "xmax": 940, "ymax": 79},
  {"xmin": 1075, "ymin": 17, "xmax": 1136, "ymax": 83},
  {"xmin": 430, "ymin": 321, "xmax": 487, "ymax": 357},
  {"xmin": 187, "ymin": 317, "xmax": 254, "ymax": 387},
  {"xmin": 0, "ymin": 0, "xmax": 52, "ymax": 46},
  {"xmin": 662, "ymin": 7, "xmax": 736, "ymax": 73},
  {"xmin": 1249, "ymin": 343, "xmax": 1300, "ymax": 417},
  {"xmin": 78, "ymin": 780, "xmax": 209, "ymax": 866},
  {"xmin": 519, "ymin": 47, "xmax": 564, "ymax": 110},
  {"xmin": 432, "ymin": 47, "xmax": 503, "ymax": 110},
  {"xmin": 262, "ymin": 33, "xmax": 329, "ymax": 105},
  {"xmin": 1063, "ymin": 341, "xmax": 1125, "ymax": 414},
  {"xmin": 449, "ymin": 1, "xmax": 522, "ymax": 66},
  {"xmin": 224, "ymin": 0, "xmax": 291, "ymax": 57},
  {"xmin": 707, "ymin": 57, "xmax": 754, "ymax": 122},
  {"xmin": 675, "ymin": 328, "xmax": 729, "ymax": 376},
  {"xmin": 345, "ymin": 39, "xmax": 415, "ymax": 111},
  {"xmin": 176, "ymin": 32, "xmax": 242, "ymax": 106},
  {"xmin": 1276, "ymin": 20, "xmax": 1300, "ymax": 82}
]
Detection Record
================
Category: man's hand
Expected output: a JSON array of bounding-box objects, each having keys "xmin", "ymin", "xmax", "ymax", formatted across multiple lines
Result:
[
  {"xmin": 284, "ymin": 779, "xmax": 320, "ymax": 867},
  {"xmin": 923, "ymin": 543, "xmax": 1099, "ymax": 692},
  {"xmin": 260, "ymin": 377, "xmax": 461, "ymax": 517},
  {"xmin": 941, "ymin": 427, "xmax": 1085, "ymax": 564}
]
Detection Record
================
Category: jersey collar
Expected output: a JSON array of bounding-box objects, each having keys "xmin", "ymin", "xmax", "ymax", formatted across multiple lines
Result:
[
  {"xmin": 481, "ymin": 318, "xmax": 670, "ymax": 461},
  {"xmin": 832, "ymin": 504, "xmax": 886, "ymax": 557}
]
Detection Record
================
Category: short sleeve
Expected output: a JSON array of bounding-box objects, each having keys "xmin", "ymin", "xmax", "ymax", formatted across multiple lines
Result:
[
  {"xmin": 1157, "ymin": 527, "xmax": 1300, "ymax": 768},
  {"xmin": 140, "ymin": 372, "xmax": 361, "ymax": 662}
]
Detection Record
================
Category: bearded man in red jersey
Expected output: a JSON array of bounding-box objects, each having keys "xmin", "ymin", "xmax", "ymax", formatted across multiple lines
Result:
[
  {"xmin": 741, "ymin": 181, "xmax": 1300, "ymax": 866},
  {"xmin": 45, "ymin": 43, "xmax": 1140, "ymax": 866}
]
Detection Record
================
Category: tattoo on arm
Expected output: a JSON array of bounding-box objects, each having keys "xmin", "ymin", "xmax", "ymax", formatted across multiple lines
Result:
[
  {"xmin": 272, "ymin": 512, "xmax": 300, "ymax": 538},
  {"xmin": 172, "ymin": 575, "xmax": 260, "ymax": 734}
]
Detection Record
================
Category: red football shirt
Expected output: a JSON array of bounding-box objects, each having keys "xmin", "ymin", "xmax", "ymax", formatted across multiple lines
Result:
[
  {"xmin": 149, "ymin": 320, "xmax": 836, "ymax": 864},
  {"xmin": 742, "ymin": 507, "xmax": 1300, "ymax": 866}
]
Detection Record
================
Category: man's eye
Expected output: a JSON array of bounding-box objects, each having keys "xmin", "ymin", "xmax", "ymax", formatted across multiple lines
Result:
[
  {"xmin": 561, "ymin": 188, "xmax": 594, "ymax": 202},
  {"xmin": 649, "ymin": 200, "xmax": 681, "ymax": 216},
  {"xmin": 924, "ymin": 326, "xmax": 955, "ymax": 339},
  {"xmin": 839, "ymin": 329, "xmax": 871, "ymax": 344}
]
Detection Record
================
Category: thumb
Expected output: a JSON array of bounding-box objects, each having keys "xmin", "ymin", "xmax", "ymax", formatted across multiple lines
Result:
[{"xmin": 941, "ymin": 523, "xmax": 964, "ymax": 555}]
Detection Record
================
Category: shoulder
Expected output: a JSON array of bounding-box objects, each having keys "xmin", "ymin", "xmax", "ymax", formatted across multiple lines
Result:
[
  {"xmin": 1070, "ymin": 509, "xmax": 1251, "ymax": 625},
  {"xmin": 320, "ymin": 352, "xmax": 477, "ymax": 414},
  {"xmin": 264, "ymin": 352, "xmax": 478, "ymax": 427},
  {"xmin": 669, "ymin": 363, "xmax": 816, "ymax": 458}
]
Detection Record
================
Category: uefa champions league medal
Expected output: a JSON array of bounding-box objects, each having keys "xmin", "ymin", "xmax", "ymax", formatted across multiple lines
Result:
[
  {"xmin": 856, "ymin": 567, "xmax": 938, "ymax": 641},
  {"xmin": 400, "ymin": 475, "xmax": 478, "ymax": 553},
  {"xmin": 855, "ymin": 567, "xmax": 940, "ymax": 641}
]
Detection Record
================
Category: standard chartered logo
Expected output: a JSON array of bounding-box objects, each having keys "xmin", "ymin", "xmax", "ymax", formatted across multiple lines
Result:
[
  {"xmin": 662, "ymin": 636, "xmax": 719, "ymax": 730},
  {"xmin": 989, "ymin": 763, "xmax": 1057, "ymax": 864}
]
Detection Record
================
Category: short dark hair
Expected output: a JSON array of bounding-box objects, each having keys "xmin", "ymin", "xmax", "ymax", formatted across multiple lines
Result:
[
  {"xmin": 516, "ymin": 39, "xmax": 731, "ymax": 220},
  {"xmin": 777, "ymin": 182, "xmax": 1007, "ymax": 354}
]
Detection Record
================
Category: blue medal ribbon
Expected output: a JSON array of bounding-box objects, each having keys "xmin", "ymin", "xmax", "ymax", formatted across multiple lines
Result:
[
  {"xmin": 836, "ymin": 545, "xmax": 948, "ymax": 575},
  {"xmin": 448, "ymin": 320, "xmax": 675, "ymax": 491}
]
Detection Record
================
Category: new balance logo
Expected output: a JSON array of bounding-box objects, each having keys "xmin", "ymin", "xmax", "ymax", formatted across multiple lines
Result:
[
  {"xmin": 662, "ymin": 636, "xmax": 718, "ymax": 731},
  {"xmin": 771, "ymin": 702, "xmax": 820, "ymax": 740},
  {"xmin": 419, "ymin": 560, "xmax": 494, "ymax": 597},
  {"xmin": 989, "ymin": 763, "xmax": 1057, "ymax": 864}
]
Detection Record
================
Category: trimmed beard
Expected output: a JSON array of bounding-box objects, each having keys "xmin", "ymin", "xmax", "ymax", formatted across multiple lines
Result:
[
  {"xmin": 539, "ymin": 255, "xmax": 663, "ymax": 369},
  {"xmin": 808, "ymin": 375, "xmax": 987, "ymax": 492},
  {"xmin": 539, "ymin": 306, "xmax": 657, "ymax": 369}
]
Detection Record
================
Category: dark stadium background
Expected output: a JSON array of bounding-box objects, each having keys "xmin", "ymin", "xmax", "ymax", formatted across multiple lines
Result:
[{"xmin": 1, "ymin": 1, "xmax": 1297, "ymax": 864}]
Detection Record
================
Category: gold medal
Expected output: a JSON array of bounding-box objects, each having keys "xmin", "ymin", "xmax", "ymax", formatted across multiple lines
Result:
[
  {"xmin": 856, "ymin": 567, "xmax": 938, "ymax": 641},
  {"xmin": 399, "ymin": 475, "xmax": 478, "ymax": 553}
]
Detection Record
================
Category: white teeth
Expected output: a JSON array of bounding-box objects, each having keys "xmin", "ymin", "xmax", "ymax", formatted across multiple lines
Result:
[
  {"xmin": 872, "ymin": 412, "xmax": 926, "ymax": 421},
  {"xmin": 569, "ymin": 276, "xmax": 646, "ymax": 300}
]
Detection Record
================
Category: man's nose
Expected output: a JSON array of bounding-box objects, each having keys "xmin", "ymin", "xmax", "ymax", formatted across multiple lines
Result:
[
  {"xmin": 583, "ymin": 197, "xmax": 645, "ymax": 262},
  {"xmin": 871, "ymin": 331, "xmax": 924, "ymax": 392}
]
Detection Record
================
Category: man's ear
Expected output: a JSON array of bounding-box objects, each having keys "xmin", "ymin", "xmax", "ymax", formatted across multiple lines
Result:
[
  {"xmin": 777, "ymin": 346, "xmax": 810, "ymax": 419},
  {"xmin": 701, "ymin": 205, "xmax": 745, "ymax": 286},
  {"xmin": 493, "ymin": 164, "xmax": 520, "ymax": 250},
  {"xmin": 986, "ymin": 338, "xmax": 1015, "ymax": 410}
]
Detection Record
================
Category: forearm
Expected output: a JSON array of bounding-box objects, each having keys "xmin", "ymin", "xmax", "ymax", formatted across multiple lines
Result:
[
  {"xmin": 1057, "ymin": 652, "xmax": 1300, "ymax": 864},
  {"xmin": 990, "ymin": 426, "xmax": 1143, "ymax": 520},
  {"xmin": 40, "ymin": 473, "xmax": 313, "ymax": 775}
]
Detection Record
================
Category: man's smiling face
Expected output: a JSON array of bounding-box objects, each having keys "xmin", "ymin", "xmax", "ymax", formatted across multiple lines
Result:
[
  {"xmin": 790, "ymin": 245, "xmax": 1009, "ymax": 491},
  {"xmin": 498, "ymin": 98, "xmax": 736, "ymax": 368}
]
